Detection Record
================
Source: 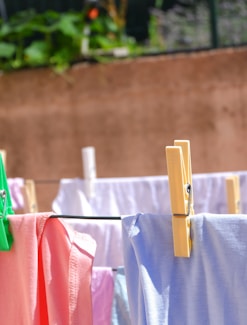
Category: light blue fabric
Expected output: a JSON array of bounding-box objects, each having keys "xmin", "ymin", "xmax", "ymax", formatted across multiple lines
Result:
[
  {"xmin": 122, "ymin": 213, "xmax": 247, "ymax": 325},
  {"xmin": 111, "ymin": 267, "xmax": 131, "ymax": 325}
]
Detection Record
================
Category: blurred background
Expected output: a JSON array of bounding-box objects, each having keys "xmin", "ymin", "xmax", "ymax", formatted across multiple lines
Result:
[{"xmin": 0, "ymin": 0, "xmax": 247, "ymax": 212}]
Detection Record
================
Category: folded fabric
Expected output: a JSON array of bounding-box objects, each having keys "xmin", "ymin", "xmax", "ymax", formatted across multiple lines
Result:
[
  {"xmin": 92, "ymin": 267, "xmax": 114, "ymax": 325},
  {"xmin": 122, "ymin": 212, "xmax": 247, "ymax": 325},
  {"xmin": 0, "ymin": 212, "xmax": 96, "ymax": 325},
  {"xmin": 65, "ymin": 218, "xmax": 123, "ymax": 268}
]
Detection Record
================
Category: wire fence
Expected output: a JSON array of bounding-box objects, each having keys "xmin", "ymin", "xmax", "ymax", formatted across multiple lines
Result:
[{"xmin": 153, "ymin": 0, "xmax": 247, "ymax": 53}]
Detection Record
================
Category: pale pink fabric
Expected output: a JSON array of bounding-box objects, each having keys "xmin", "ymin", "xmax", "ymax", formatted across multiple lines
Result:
[
  {"xmin": 91, "ymin": 267, "xmax": 114, "ymax": 325},
  {"xmin": 0, "ymin": 213, "xmax": 96, "ymax": 325},
  {"xmin": 7, "ymin": 178, "xmax": 24, "ymax": 210}
]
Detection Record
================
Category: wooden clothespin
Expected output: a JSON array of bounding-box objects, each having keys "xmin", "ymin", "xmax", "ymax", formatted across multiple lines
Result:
[
  {"xmin": 22, "ymin": 179, "xmax": 38, "ymax": 213},
  {"xmin": 166, "ymin": 140, "xmax": 194, "ymax": 258},
  {"xmin": 225, "ymin": 175, "xmax": 241, "ymax": 214}
]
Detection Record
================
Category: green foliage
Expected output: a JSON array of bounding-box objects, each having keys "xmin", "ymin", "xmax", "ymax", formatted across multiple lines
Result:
[
  {"xmin": 0, "ymin": 8, "xmax": 138, "ymax": 72},
  {"xmin": 0, "ymin": 42, "xmax": 16, "ymax": 58}
]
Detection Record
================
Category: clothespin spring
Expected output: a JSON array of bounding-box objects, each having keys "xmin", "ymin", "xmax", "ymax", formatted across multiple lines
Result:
[
  {"xmin": 0, "ymin": 190, "xmax": 7, "ymax": 218},
  {"xmin": 173, "ymin": 184, "xmax": 192, "ymax": 217}
]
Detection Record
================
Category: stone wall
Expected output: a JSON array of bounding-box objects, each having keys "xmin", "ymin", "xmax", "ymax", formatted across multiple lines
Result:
[{"xmin": 1, "ymin": 47, "xmax": 247, "ymax": 211}]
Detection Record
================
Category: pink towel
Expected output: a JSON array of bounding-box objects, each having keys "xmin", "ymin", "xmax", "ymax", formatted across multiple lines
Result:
[{"xmin": 0, "ymin": 213, "xmax": 96, "ymax": 325}]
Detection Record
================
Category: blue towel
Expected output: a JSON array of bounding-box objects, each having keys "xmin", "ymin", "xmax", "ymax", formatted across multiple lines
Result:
[{"xmin": 122, "ymin": 213, "xmax": 247, "ymax": 325}]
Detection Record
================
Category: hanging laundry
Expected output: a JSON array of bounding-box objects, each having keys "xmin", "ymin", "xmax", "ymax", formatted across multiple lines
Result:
[
  {"xmin": 91, "ymin": 267, "xmax": 114, "ymax": 325},
  {"xmin": 7, "ymin": 178, "xmax": 24, "ymax": 211},
  {"xmin": 122, "ymin": 212, "xmax": 247, "ymax": 325},
  {"xmin": 111, "ymin": 266, "xmax": 131, "ymax": 325},
  {"xmin": 65, "ymin": 217, "xmax": 123, "ymax": 268},
  {"xmin": 52, "ymin": 171, "xmax": 247, "ymax": 217},
  {"xmin": 0, "ymin": 213, "xmax": 96, "ymax": 325}
]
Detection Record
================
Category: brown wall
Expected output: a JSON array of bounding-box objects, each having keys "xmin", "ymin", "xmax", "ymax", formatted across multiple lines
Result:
[{"xmin": 1, "ymin": 47, "xmax": 247, "ymax": 211}]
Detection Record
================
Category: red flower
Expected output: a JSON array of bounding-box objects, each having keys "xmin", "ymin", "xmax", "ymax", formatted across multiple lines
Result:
[{"xmin": 87, "ymin": 8, "xmax": 99, "ymax": 20}]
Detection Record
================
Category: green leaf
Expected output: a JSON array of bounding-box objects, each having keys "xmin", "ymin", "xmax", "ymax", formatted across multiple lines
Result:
[
  {"xmin": 105, "ymin": 19, "xmax": 118, "ymax": 33},
  {"xmin": 0, "ymin": 24, "xmax": 12, "ymax": 38},
  {"xmin": 91, "ymin": 35, "xmax": 116, "ymax": 49},
  {"xmin": 0, "ymin": 42, "xmax": 16, "ymax": 58},
  {"xmin": 55, "ymin": 13, "xmax": 82, "ymax": 37},
  {"xmin": 50, "ymin": 46, "xmax": 76, "ymax": 65},
  {"xmin": 24, "ymin": 41, "xmax": 49, "ymax": 65}
]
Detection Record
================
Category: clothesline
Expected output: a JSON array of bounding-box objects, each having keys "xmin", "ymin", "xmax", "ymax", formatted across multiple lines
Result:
[
  {"xmin": 50, "ymin": 214, "xmax": 121, "ymax": 220},
  {"xmin": 6, "ymin": 171, "xmax": 247, "ymax": 218}
]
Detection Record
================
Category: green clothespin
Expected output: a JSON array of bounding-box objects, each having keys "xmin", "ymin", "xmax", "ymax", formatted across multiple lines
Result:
[{"xmin": 0, "ymin": 154, "xmax": 14, "ymax": 251}]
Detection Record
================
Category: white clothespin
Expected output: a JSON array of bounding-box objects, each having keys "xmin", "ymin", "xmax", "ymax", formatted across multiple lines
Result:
[
  {"xmin": 81, "ymin": 146, "xmax": 97, "ymax": 199},
  {"xmin": 226, "ymin": 175, "xmax": 241, "ymax": 214},
  {"xmin": 22, "ymin": 179, "xmax": 38, "ymax": 213},
  {"xmin": 0, "ymin": 150, "xmax": 6, "ymax": 170},
  {"xmin": 166, "ymin": 140, "xmax": 194, "ymax": 258}
]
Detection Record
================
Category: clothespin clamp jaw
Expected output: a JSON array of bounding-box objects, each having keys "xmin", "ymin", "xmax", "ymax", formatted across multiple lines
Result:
[
  {"xmin": 0, "ymin": 190, "xmax": 13, "ymax": 250},
  {"xmin": 226, "ymin": 175, "xmax": 241, "ymax": 214},
  {"xmin": 0, "ymin": 150, "xmax": 6, "ymax": 169},
  {"xmin": 0, "ymin": 155, "xmax": 14, "ymax": 251},
  {"xmin": 166, "ymin": 140, "xmax": 194, "ymax": 258}
]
